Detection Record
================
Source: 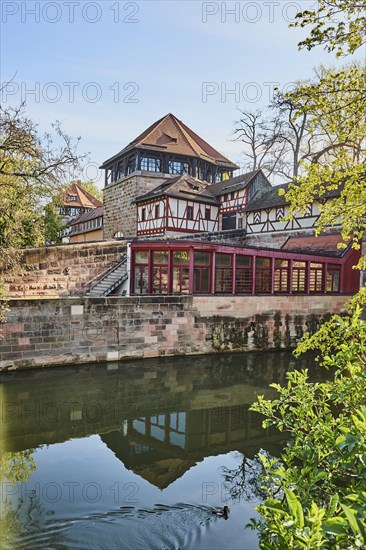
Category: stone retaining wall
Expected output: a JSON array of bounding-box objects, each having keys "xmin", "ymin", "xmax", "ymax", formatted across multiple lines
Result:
[
  {"xmin": 0, "ymin": 294, "xmax": 350, "ymax": 370},
  {"xmin": 1, "ymin": 241, "xmax": 126, "ymax": 298}
]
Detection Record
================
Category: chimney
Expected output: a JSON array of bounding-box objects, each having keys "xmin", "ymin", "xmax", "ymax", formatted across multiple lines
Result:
[{"xmin": 76, "ymin": 179, "xmax": 82, "ymax": 185}]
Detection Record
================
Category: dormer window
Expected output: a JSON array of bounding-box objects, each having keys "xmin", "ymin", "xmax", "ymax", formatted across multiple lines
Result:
[{"xmin": 69, "ymin": 195, "xmax": 77, "ymax": 202}]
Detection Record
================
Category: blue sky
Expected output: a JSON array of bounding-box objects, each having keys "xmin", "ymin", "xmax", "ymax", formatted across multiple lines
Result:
[{"xmin": 2, "ymin": 1, "xmax": 362, "ymax": 187}]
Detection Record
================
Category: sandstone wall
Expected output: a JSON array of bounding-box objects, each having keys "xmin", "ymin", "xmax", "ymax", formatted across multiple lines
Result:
[
  {"xmin": 1, "ymin": 241, "xmax": 126, "ymax": 298},
  {"xmin": 0, "ymin": 294, "xmax": 350, "ymax": 370},
  {"xmin": 103, "ymin": 172, "xmax": 173, "ymax": 239}
]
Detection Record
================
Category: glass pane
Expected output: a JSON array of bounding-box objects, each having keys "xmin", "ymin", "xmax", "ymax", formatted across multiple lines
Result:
[
  {"xmin": 256, "ymin": 257, "xmax": 270, "ymax": 267},
  {"xmin": 134, "ymin": 266, "xmax": 148, "ymax": 294},
  {"xmin": 275, "ymin": 259, "xmax": 288, "ymax": 268},
  {"xmin": 201, "ymin": 268, "xmax": 210, "ymax": 292},
  {"xmin": 173, "ymin": 251, "xmax": 190, "ymax": 265},
  {"xmin": 215, "ymin": 268, "xmax": 232, "ymax": 293},
  {"xmin": 194, "ymin": 252, "xmax": 210, "ymax": 265},
  {"xmin": 135, "ymin": 251, "xmax": 148, "ymax": 264},
  {"xmin": 236, "ymin": 255, "xmax": 250, "ymax": 267},
  {"xmin": 153, "ymin": 251, "xmax": 168, "ymax": 264},
  {"xmin": 235, "ymin": 268, "xmax": 252, "ymax": 293},
  {"xmin": 153, "ymin": 267, "xmax": 168, "ymax": 294},
  {"xmin": 216, "ymin": 253, "xmax": 231, "ymax": 267},
  {"xmin": 173, "ymin": 267, "xmax": 189, "ymax": 294}
]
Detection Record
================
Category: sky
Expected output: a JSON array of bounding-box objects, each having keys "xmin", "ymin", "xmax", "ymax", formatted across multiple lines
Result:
[{"xmin": 1, "ymin": 0, "xmax": 363, "ymax": 188}]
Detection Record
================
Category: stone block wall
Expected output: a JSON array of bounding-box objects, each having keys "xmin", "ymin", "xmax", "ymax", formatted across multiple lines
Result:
[
  {"xmin": 103, "ymin": 172, "xmax": 173, "ymax": 239},
  {"xmin": 1, "ymin": 241, "xmax": 126, "ymax": 298},
  {"xmin": 0, "ymin": 294, "xmax": 350, "ymax": 370}
]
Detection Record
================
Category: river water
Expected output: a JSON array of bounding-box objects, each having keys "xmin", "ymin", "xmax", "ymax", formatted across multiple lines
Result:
[{"xmin": 0, "ymin": 352, "xmax": 322, "ymax": 550}]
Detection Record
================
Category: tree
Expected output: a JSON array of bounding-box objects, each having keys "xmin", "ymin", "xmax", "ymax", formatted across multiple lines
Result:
[
  {"xmin": 249, "ymin": 306, "xmax": 366, "ymax": 548},
  {"xmin": 233, "ymin": 109, "xmax": 286, "ymax": 178},
  {"xmin": 0, "ymin": 104, "xmax": 87, "ymax": 259},
  {"xmin": 270, "ymin": 90, "xmax": 315, "ymax": 179},
  {"xmin": 292, "ymin": 0, "xmax": 366, "ymax": 57},
  {"xmin": 280, "ymin": 62, "xmax": 366, "ymax": 258},
  {"xmin": 246, "ymin": 2, "xmax": 366, "ymax": 548},
  {"xmin": 0, "ymin": 104, "xmax": 87, "ymax": 324}
]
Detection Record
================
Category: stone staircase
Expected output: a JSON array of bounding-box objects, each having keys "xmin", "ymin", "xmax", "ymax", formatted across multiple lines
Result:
[{"xmin": 85, "ymin": 256, "xmax": 128, "ymax": 297}]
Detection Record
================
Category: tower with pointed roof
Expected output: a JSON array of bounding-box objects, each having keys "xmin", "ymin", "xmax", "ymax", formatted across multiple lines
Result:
[{"xmin": 101, "ymin": 114, "xmax": 238, "ymax": 239}]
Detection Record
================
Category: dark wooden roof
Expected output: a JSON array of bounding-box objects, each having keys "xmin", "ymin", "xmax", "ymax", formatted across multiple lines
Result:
[
  {"xmin": 207, "ymin": 169, "xmax": 270, "ymax": 196},
  {"xmin": 245, "ymin": 182, "xmax": 342, "ymax": 212},
  {"xmin": 134, "ymin": 174, "xmax": 220, "ymax": 206},
  {"xmin": 101, "ymin": 113, "xmax": 238, "ymax": 170},
  {"xmin": 245, "ymin": 184, "xmax": 288, "ymax": 212},
  {"xmin": 69, "ymin": 206, "xmax": 104, "ymax": 226},
  {"xmin": 282, "ymin": 233, "xmax": 350, "ymax": 257}
]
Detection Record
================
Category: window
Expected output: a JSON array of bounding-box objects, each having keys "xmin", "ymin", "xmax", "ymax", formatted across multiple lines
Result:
[
  {"xmin": 255, "ymin": 257, "xmax": 271, "ymax": 293},
  {"xmin": 141, "ymin": 208, "xmax": 146, "ymax": 222},
  {"xmin": 169, "ymin": 161, "xmax": 189, "ymax": 174},
  {"xmin": 253, "ymin": 211, "xmax": 261, "ymax": 224},
  {"xmin": 155, "ymin": 204, "xmax": 160, "ymax": 218},
  {"xmin": 235, "ymin": 255, "xmax": 251, "ymax": 293},
  {"xmin": 230, "ymin": 192, "xmax": 235, "ymax": 200},
  {"xmin": 215, "ymin": 173, "xmax": 221, "ymax": 183},
  {"xmin": 152, "ymin": 251, "xmax": 169, "ymax": 294},
  {"xmin": 276, "ymin": 207, "xmax": 284, "ymax": 221},
  {"xmin": 68, "ymin": 195, "xmax": 77, "ymax": 202},
  {"xmin": 140, "ymin": 157, "xmax": 161, "ymax": 172},
  {"xmin": 193, "ymin": 252, "xmax": 211, "ymax": 293},
  {"xmin": 238, "ymin": 218, "xmax": 243, "ymax": 229},
  {"xmin": 215, "ymin": 254, "xmax": 232, "ymax": 293},
  {"xmin": 326, "ymin": 264, "xmax": 340, "ymax": 292},
  {"xmin": 173, "ymin": 251, "xmax": 190, "ymax": 294},
  {"xmin": 205, "ymin": 207, "xmax": 211, "ymax": 220},
  {"xmin": 274, "ymin": 259, "xmax": 289, "ymax": 293},
  {"xmin": 187, "ymin": 206, "xmax": 193, "ymax": 220},
  {"xmin": 134, "ymin": 251, "xmax": 149, "ymax": 295},
  {"xmin": 292, "ymin": 261, "xmax": 307, "ymax": 292},
  {"xmin": 310, "ymin": 263, "xmax": 324, "ymax": 292}
]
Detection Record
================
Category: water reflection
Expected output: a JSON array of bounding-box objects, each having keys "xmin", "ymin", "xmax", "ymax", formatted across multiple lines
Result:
[{"xmin": 0, "ymin": 352, "xmax": 320, "ymax": 549}]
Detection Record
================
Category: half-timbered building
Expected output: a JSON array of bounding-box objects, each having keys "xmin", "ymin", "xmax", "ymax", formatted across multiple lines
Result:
[
  {"xmin": 207, "ymin": 169, "xmax": 271, "ymax": 230},
  {"xmin": 135, "ymin": 174, "xmax": 220, "ymax": 236},
  {"xmin": 134, "ymin": 169, "xmax": 271, "ymax": 237},
  {"xmin": 245, "ymin": 183, "xmax": 341, "ymax": 236}
]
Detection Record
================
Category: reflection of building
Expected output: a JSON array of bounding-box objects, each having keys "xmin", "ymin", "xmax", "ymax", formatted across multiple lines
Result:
[
  {"xmin": 101, "ymin": 403, "xmax": 278, "ymax": 489},
  {"xmin": 2, "ymin": 353, "xmax": 297, "ymax": 488}
]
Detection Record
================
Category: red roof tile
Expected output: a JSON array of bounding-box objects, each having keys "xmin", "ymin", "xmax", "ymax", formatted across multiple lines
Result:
[{"xmin": 61, "ymin": 182, "xmax": 103, "ymax": 209}]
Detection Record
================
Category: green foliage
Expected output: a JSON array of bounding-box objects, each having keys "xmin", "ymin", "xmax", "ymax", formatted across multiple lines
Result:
[
  {"xmin": 291, "ymin": 0, "xmax": 366, "ymax": 57},
  {"xmin": 43, "ymin": 201, "xmax": 64, "ymax": 244},
  {"xmin": 279, "ymin": 63, "xmax": 366, "ymax": 252},
  {"xmin": 0, "ymin": 104, "xmax": 85, "ymax": 251},
  {"xmin": 250, "ymin": 307, "xmax": 366, "ymax": 548}
]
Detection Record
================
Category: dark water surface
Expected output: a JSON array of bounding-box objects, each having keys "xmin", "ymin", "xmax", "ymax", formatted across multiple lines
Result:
[{"xmin": 0, "ymin": 352, "xmax": 323, "ymax": 549}]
